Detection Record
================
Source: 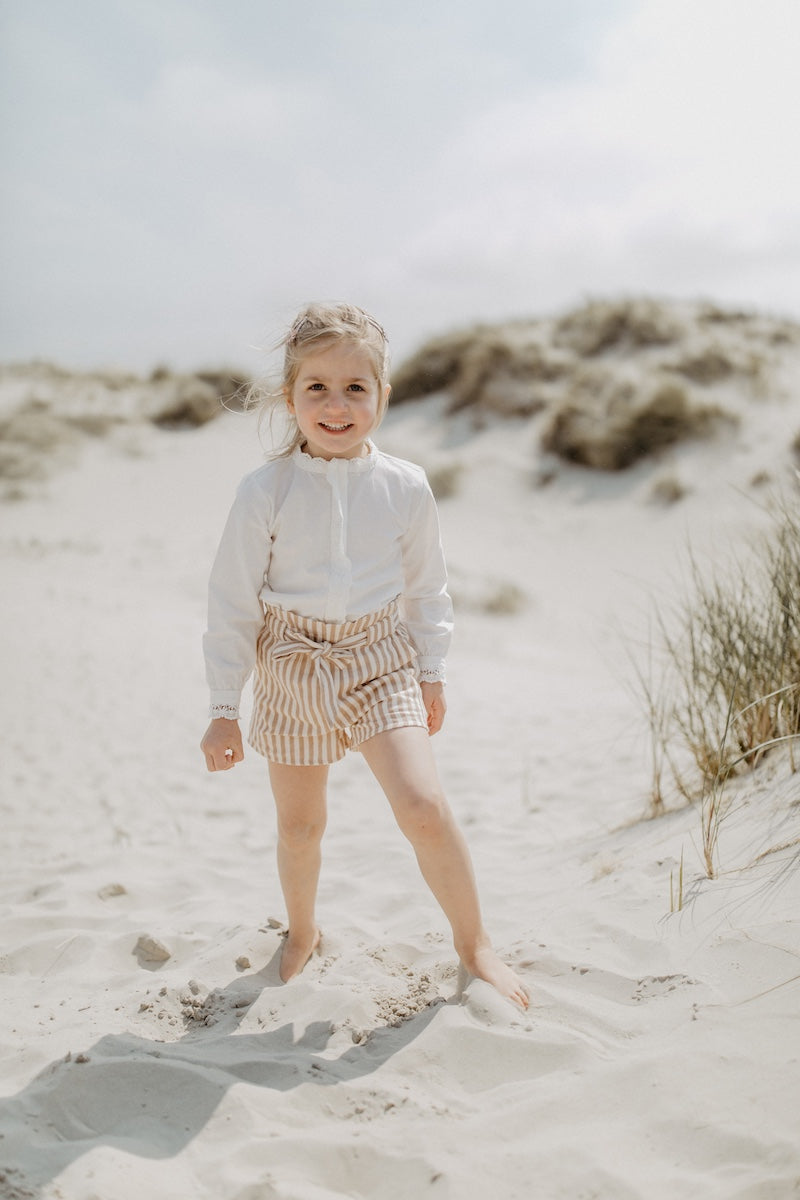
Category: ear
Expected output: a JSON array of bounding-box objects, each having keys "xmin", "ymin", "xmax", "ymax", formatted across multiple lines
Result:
[{"xmin": 284, "ymin": 387, "xmax": 294, "ymax": 413}]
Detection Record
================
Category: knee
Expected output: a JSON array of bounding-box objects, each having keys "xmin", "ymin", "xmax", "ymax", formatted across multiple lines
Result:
[
  {"xmin": 395, "ymin": 788, "xmax": 451, "ymax": 845},
  {"xmin": 277, "ymin": 812, "xmax": 326, "ymax": 848}
]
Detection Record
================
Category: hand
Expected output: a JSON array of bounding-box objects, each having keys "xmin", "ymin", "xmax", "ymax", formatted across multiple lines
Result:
[
  {"xmin": 420, "ymin": 681, "xmax": 446, "ymax": 736},
  {"xmin": 201, "ymin": 718, "xmax": 244, "ymax": 772}
]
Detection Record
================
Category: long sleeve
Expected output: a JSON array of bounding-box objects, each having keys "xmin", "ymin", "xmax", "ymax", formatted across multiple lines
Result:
[
  {"xmin": 399, "ymin": 477, "xmax": 453, "ymax": 681},
  {"xmin": 203, "ymin": 474, "xmax": 273, "ymax": 713}
]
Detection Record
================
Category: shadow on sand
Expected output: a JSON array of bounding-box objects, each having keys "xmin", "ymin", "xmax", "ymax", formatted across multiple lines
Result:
[{"xmin": 0, "ymin": 941, "xmax": 446, "ymax": 1196}]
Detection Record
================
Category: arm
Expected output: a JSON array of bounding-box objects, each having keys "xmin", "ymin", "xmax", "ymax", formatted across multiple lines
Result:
[
  {"xmin": 400, "ymin": 474, "xmax": 454, "ymax": 729},
  {"xmin": 202, "ymin": 473, "xmax": 272, "ymax": 764}
]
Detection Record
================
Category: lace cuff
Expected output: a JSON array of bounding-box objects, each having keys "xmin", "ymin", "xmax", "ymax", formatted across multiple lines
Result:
[
  {"xmin": 418, "ymin": 660, "xmax": 447, "ymax": 684},
  {"xmin": 209, "ymin": 703, "xmax": 240, "ymax": 721}
]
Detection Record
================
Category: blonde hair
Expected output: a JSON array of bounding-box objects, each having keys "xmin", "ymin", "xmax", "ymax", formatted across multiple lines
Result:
[{"xmin": 252, "ymin": 302, "xmax": 391, "ymax": 457}]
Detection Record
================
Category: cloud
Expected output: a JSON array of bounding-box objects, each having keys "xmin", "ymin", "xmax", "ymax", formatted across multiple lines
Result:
[
  {"xmin": 2, "ymin": 0, "xmax": 798, "ymax": 369},
  {"xmin": 388, "ymin": 0, "xmax": 800, "ymax": 326},
  {"xmin": 144, "ymin": 60, "xmax": 305, "ymax": 149}
]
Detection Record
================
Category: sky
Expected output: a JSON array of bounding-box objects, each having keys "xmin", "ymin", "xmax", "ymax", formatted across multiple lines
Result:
[{"xmin": 1, "ymin": 0, "xmax": 799, "ymax": 372}]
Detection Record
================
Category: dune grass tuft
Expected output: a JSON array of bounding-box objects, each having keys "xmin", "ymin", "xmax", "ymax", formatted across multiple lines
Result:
[
  {"xmin": 389, "ymin": 328, "xmax": 483, "ymax": 403},
  {"xmin": 649, "ymin": 473, "xmax": 688, "ymax": 506},
  {"xmin": 152, "ymin": 379, "xmax": 220, "ymax": 429},
  {"xmin": 0, "ymin": 400, "xmax": 82, "ymax": 482},
  {"xmin": 390, "ymin": 325, "xmax": 562, "ymax": 417},
  {"xmin": 541, "ymin": 372, "xmax": 732, "ymax": 470},
  {"xmin": 640, "ymin": 499, "xmax": 800, "ymax": 847},
  {"xmin": 447, "ymin": 335, "xmax": 563, "ymax": 417},
  {"xmin": 554, "ymin": 298, "xmax": 683, "ymax": 357},
  {"xmin": 448, "ymin": 575, "xmax": 528, "ymax": 617},
  {"xmin": 425, "ymin": 461, "xmax": 464, "ymax": 501}
]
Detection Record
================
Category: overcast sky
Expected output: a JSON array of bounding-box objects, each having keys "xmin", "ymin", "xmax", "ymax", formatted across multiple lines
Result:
[{"xmin": 1, "ymin": 0, "xmax": 798, "ymax": 372}]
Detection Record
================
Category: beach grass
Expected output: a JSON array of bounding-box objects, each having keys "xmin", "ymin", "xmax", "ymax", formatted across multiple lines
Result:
[{"xmin": 640, "ymin": 497, "xmax": 800, "ymax": 868}]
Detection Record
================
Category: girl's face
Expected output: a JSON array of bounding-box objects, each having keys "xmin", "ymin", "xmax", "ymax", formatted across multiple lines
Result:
[{"xmin": 286, "ymin": 340, "xmax": 388, "ymax": 460}]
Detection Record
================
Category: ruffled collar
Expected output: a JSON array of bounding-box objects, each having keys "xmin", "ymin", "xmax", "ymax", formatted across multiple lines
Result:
[{"xmin": 291, "ymin": 440, "xmax": 378, "ymax": 476}]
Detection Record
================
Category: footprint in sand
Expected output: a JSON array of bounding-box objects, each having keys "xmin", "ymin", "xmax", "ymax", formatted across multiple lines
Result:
[{"xmin": 632, "ymin": 974, "xmax": 696, "ymax": 1002}]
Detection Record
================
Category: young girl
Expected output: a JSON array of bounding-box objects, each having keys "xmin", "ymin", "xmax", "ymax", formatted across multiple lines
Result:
[{"xmin": 200, "ymin": 303, "xmax": 529, "ymax": 1010}]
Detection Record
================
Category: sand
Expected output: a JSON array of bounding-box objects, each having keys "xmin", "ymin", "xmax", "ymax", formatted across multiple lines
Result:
[{"xmin": 1, "ymin": 352, "xmax": 799, "ymax": 1199}]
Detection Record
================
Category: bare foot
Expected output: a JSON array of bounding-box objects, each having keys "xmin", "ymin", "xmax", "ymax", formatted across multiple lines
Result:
[
  {"xmin": 462, "ymin": 944, "xmax": 530, "ymax": 1010},
  {"xmin": 279, "ymin": 927, "xmax": 321, "ymax": 983}
]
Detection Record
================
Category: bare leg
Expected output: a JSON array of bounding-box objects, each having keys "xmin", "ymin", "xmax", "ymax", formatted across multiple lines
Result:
[
  {"xmin": 268, "ymin": 761, "xmax": 327, "ymax": 982},
  {"xmin": 360, "ymin": 726, "xmax": 529, "ymax": 1009}
]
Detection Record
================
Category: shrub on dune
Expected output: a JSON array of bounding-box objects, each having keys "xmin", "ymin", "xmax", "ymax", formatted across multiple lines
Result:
[
  {"xmin": 0, "ymin": 400, "xmax": 81, "ymax": 481},
  {"xmin": 447, "ymin": 334, "xmax": 563, "ymax": 417},
  {"xmin": 554, "ymin": 298, "xmax": 683, "ymax": 357},
  {"xmin": 391, "ymin": 325, "xmax": 567, "ymax": 416},
  {"xmin": 540, "ymin": 372, "xmax": 732, "ymax": 470},
  {"xmin": 425, "ymin": 461, "xmax": 464, "ymax": 500},
  {"xmin": 152, "ymin": 378, "xmax": 220, "ymax": 429},
  {"xmin": 389, "ymin": 328, "xmax": 482, "ymax": 403},
  {"xmin": 151, "ymin": 369, "xmax": 249, "ymax": 428},
  {"xmin": 196, "ymin": 370, "xmax": 250, "ymax": 411},
  {"xmin": 667, "ymin": 343, "xmax": 766, "ymax": 387}
]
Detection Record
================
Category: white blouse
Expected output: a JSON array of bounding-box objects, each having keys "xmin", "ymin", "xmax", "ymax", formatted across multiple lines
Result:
[{"xmin": 203, "ymin": 441, "xmax": 453, "ymax": 715}]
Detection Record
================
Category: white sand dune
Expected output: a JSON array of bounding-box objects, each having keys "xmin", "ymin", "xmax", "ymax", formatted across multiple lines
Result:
[{"xmin": 1, "ymin": 334, "xmax": 799, "ymax": 1199}]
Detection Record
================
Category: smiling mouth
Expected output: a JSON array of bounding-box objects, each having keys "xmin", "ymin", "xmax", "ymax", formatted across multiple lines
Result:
[{"xmin": 319, "ymin": 422, "xmax": 353, "ymax": 432}]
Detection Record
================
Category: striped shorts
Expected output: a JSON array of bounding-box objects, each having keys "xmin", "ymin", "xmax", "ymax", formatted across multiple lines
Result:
[{"xmin": 248, "ymin": 598, "xmax": 428, "ymax": 766}]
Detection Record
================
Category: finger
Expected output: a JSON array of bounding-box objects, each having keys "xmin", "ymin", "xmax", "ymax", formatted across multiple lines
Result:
[{"xmin": 427, "ymin": 706, "xmax": 444, "ymax": 736}]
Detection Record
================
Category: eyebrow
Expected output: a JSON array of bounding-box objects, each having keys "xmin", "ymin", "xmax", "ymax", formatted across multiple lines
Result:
[{"xmin": 300, "ymin": 372, "xmax": 372, "ymax": 383}]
